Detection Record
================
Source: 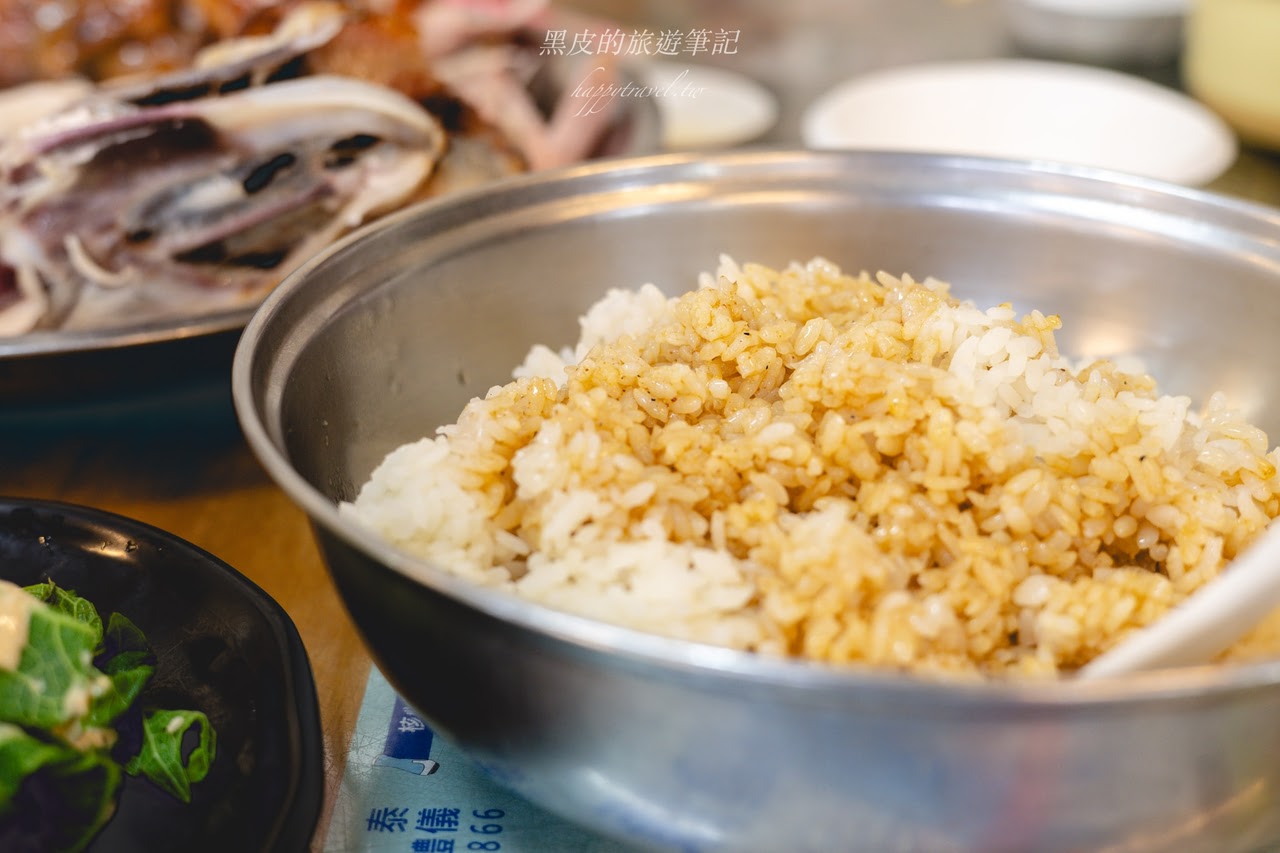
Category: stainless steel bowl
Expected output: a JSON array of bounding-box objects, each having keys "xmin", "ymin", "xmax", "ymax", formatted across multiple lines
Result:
[{"xmin": 233, "ymin": 149, "xmax": 1280, "ymax": 853}]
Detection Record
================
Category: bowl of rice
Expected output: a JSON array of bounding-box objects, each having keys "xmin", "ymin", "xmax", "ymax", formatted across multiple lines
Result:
[{"xmin": 233, "ymin": 149, "xmax": 1280, "ymax": 852}]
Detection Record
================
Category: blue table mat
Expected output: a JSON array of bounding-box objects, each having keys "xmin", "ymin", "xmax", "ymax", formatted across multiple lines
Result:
[{"xmin": 323, "ymin": 666, "xmax": 640, "ymax": 853}]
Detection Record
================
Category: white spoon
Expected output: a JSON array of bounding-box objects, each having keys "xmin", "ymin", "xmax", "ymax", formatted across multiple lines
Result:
[{"xmin": 1079, "ymin": 521, "xmax": 1280, "ymax": 679}]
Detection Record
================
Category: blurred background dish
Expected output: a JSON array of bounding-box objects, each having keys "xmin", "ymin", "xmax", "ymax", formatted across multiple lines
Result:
[
  {"xmin": 638, "ymin": 58, "xmax": 778, "ymax": 149},
  {"xmin": 0, "ymin": 498, "xmax": 323, "ymax": 852},
  {"xmin": 1184, "ymin": 0, "xmax": 1280, "ymax": 151},
  {"xmin": 0, "ymin": 1, "xmax": 660, "ymax": 424},
  {"xmin": 802, "ymin": 58, "xmax": 1236, "ymax": 186},
  {"xmin": 1002, "ymin": 0, "xmax": 1189, "ymax": 66}
]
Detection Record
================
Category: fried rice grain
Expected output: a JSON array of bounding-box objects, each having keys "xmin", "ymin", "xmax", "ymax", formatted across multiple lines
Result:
[{"xmin": 343, "ymin": 256, "xmax": 1280, "ymax": 678}]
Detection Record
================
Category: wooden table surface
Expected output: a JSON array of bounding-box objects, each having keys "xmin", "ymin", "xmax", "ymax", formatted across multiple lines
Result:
[{"xmin": 0, "ymin": 408, "xmax": 369, "ymax": 850}]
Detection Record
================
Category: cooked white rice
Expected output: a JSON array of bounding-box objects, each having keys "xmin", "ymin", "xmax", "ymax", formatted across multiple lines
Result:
[{"xmin": 341, "ymin": 256, "xmax": 1280, "ymax": 678}]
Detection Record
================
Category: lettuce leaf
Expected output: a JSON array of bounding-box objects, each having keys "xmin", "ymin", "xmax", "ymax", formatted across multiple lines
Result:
[
  {"xmin": 124, "ymin": 709, "xmax": 217, "ymax": 803},
  {"xmin": 0, "ymin": 594, "xmax": 103, "ymax": 730},
  {"xmin": 24, "ymin": 583, "xmax": 104, "ymax": 643},
  {"xmin": 86, "ymin": 613, "xmax": 155, "ymax": 730},
  {"xmin": 102, "ymin": 611, "xmax": 150, "ymax": 674},
  {"xmin": 0, "ymin": 722, "xmax": 121, "ymax": 853}
]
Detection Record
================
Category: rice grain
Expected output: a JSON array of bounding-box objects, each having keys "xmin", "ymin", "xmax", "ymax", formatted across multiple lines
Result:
[{"xmin": 343, "ymin": 257, "xmax": 1280, "ymax": 678}]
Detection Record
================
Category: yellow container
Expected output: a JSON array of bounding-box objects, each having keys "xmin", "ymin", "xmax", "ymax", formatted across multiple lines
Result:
[{"xmin": 1184, "ymin": 0, "xmax": 1280, "ymax": 150}]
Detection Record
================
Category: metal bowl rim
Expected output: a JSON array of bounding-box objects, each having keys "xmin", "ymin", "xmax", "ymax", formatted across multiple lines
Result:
[{"xmin": 233, "ymin": 147, "xmax": 1280, "ymax": 707}]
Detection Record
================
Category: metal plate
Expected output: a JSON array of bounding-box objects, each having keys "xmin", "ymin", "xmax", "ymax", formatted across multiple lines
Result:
[{"xmin": 0, "ymin": 68, "xmax": 661, "ymax": 423}]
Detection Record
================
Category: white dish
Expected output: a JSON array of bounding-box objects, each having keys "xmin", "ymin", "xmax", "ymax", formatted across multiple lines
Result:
[
  {"xmin": 802, "ymin": 59, "xmax": 1237, "ymax": 186},
  {"xmin": 639, "ymin": 59, "xmax": 778, "ymax": 150}
]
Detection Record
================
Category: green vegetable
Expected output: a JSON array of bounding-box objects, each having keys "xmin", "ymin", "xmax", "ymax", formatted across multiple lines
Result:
[
  {"xmin": 0, "ymin": 723, "xmax": 120, "ymax": 853},
  {"xmin": 0, "ymin": 590, "xmax": 102, "ymax": 731},
  {"xmin": 0, "ymin": 580, "xmax": 217, "ymax": 852},
  {"xmin": 86, "ymin": 614, "xmax": 155, "ymax": 733},
  {"xmin": 124, "ymin": 709, "xmax": 217, "ymax": 803}
]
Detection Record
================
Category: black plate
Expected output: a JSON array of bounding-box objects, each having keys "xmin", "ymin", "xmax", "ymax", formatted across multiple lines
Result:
[{"xmin": 0, "ymin": 498, "xmax": 323, "ymax": 852}]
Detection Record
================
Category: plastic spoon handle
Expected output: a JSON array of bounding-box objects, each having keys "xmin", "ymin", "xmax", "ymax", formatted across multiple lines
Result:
[{"xmin": 1079, "ymin": 522, "xmax": 1280, "ymax": 679}]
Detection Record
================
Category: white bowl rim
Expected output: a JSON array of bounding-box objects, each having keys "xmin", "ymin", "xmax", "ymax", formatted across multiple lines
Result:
[{"xmin": 801, "ymin": 59, "xmax": 1236, "ymax": 188}]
